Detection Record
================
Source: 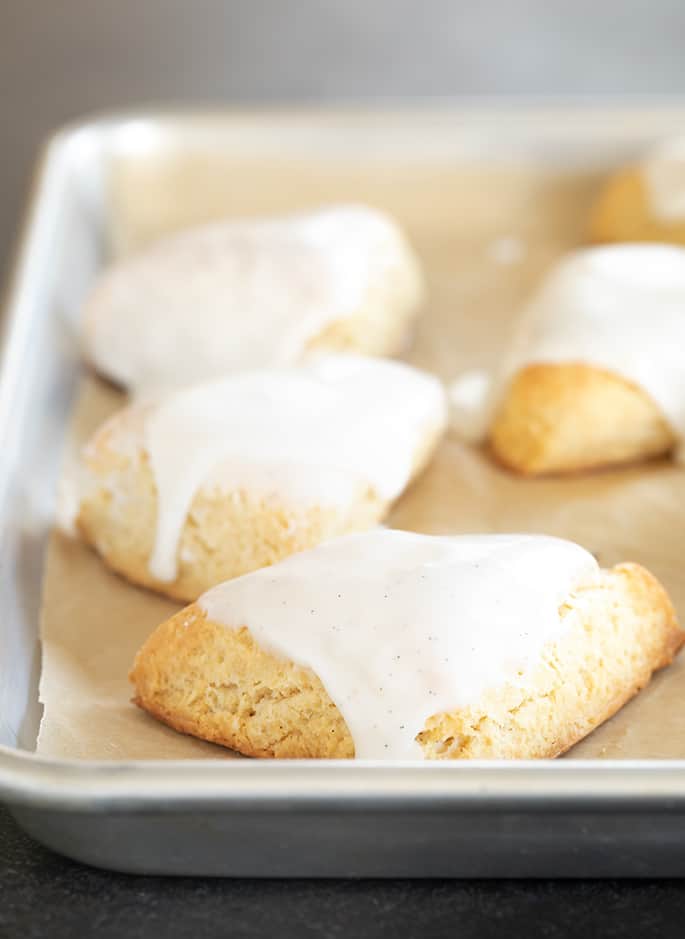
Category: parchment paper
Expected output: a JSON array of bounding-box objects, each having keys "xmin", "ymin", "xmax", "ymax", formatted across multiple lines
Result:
[{"xmin": 37, "ymin": 152, "xmax": 685, "ymax": 759}]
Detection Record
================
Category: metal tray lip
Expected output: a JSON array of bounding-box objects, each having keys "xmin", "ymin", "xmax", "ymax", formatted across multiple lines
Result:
[
  {"xmin": 32, "ymin": 99, "xmax": 685, "ymax": 170},
  {"xmin": 6, "ymin": 105, "xmax": 685, "ymax": 812},
  {"xmin": 38, "ymin": 96, "xmax": 685, "ymax": 128},
  {"xmin": 0, "ymin": 130, "xmax": 66, "ymax": 474},
  {"xmin": 5, "ymin": 745, "xmax": 685, "ymax": 812}
]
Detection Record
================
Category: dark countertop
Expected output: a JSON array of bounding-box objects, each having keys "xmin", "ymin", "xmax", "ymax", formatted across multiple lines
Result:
[{"xmin": 1, "ymin": 807, "xmax": 685, "ymax": 939}]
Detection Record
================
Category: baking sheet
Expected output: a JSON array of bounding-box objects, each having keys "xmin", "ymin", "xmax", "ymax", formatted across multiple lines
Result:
[{"xmin": 37, "ymin": 152, "xmax": 685, "ymax": 760}]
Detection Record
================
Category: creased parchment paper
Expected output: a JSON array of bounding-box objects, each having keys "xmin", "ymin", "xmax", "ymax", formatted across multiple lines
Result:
[{"xmin": 37, "ymin": 152, "xmax": 685, "ymax": 760}]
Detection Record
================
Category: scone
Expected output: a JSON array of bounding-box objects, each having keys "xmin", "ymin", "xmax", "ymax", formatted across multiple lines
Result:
[
  {"xmin": 82, "ymin": 204, "xmax": 424, "ymax": 393},
  {"xmin": 71, "ymin": 355, "xmax": 447, "ymax": 602},
  {"xmin": 589, "ymin": 135, "xmax": 685, "ymax": 245},
  {"xmin": 449, "ymin": 244, "xmax": 685, "ymax": 475},
  {"xmin": 489, "ymin": 363, "xmax": 676, "ymax": 476},
  {"xmin": 129, "ymin": 530, "xmax": 683, "ymax": 760}
]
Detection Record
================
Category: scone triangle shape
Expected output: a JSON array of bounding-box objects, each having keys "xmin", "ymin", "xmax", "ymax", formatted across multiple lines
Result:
[
  {"xmin": 72, "ymin": 356, "xmax": 447, "ymax": 601},
  {"xmin": 82, "ymin": 204, "xmax": 424, "ymax": 393},
  {"xmin": 130, "ymin": 530, "xmax": 683, "ymax": 760},
  {"xmin": 452, "ymin": 244, "xmax": 685, "ymax": 475}
]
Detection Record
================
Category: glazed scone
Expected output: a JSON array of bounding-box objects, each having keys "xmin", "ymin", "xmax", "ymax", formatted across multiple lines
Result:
[
  {"xmin": 489, "ymin": 364, "xmax": 675, "ymax": 475},
  {"xmin": 82, "ymin": 204, "xmax": 424, "ymax": 393},
  {"xmin": 589, "ymin": 136, "xmax": 685, "ymax": 245},
  {"xmin": 129, "ymin": 531, "xmax": 683, "ymax": 760},
  {"xmin": 449, "ymin": 244, "xmax": 685, "ymax": 475},
  {"xmin": 71, "ymin": 355, "xmax": 447, "ymax": 602}
]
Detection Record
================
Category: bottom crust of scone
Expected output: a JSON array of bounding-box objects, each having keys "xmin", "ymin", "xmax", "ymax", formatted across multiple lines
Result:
[
  {"xmin": 129, "ymin": 562, "xmax": 682, "ymax": 760},
  {"xmin": 489, "ymin": 363, "xmax": 675, "ymax": 476},
  {"xmin": 587, "ymin": 166, "xmax": 685, "ymax": 246}
]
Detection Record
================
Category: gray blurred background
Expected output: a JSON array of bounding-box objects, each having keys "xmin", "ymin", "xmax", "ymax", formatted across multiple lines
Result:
[{"xmin": 2, "ymin": 0, "xmax": 685, "ymax": 278}]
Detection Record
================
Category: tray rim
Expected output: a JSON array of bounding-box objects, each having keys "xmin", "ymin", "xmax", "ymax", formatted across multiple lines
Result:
[
  {"xmin": 6, "ymin": 746, "xmax": 685, "ymax": 811},
  {"xmin": 6, "ymin": 104, "xmax": 685, "ymax": 814}
]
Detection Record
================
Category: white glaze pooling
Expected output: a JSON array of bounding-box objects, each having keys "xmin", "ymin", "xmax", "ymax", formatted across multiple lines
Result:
[
  {"xmin": 83, "ymin": 204, "xmax": 423, "ymax": 392},
  {"xmin": 449, "ymin": 245, "xmax": 685, "ymax": 448},
  {"xmin": 447, "ymin": 370, "xmax": 493, "ymax": 442},
  {"xmin": 643, "ymin": 135, "xmax": 685, "ymax": 221},
  {"xmin": 200, "ymin": 530, "xmax": 598, "ymax": 760},
  {"xmin": 144, "ymin": 355, "xmax": 447, "ymax": 581}
]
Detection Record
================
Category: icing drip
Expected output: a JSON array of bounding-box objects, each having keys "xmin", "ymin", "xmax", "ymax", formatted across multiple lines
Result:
[
  {"xmin": 142, "ymin": 355, "xmax": 447, "ymax": 581},
  {"xmin": 199, "ymin": 530, "xmax": 598, "ymax": 759}
]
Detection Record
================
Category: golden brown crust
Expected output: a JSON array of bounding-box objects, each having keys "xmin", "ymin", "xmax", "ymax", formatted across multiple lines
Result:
[
  {"xmin": 78, "ymin": 483, "xmax": 381, "ymax": 605},
  {"xmin": 418, "ymin": 563, "xmax": 682, "ymax": 759},
  {"xmin": 489, "ymin": 363, "xmax": 675, "ymax": 476},
  {"xmin": 129, "ymin": 562, "xmax": 683, "ymax": 760},
  {"xmin": 76, "ymin": 408, "xmax": 445, "ymax": 603},
  {"xmin": 130, "ymin": 605, "xmax": 354, "ymax": 758},
  {"xmin": 587, "ymin": 166, "xmax": 685, "ymax": 246}
]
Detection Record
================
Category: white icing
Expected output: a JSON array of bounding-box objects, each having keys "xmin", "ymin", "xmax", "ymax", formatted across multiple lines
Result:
[
  {"xmin": 55, "ymin": 473, "xmax": 79, "ymax": 536},
  {"xmin": 83, "ymin": 204, "xmax": 422, "ymax": 392},
  {"xmin": 447, "ymin": 370, "xmax": 494, "ymax": 443},
  {"xmin": 449, "ymin": 244, "xmax": 685, "ymax": 450},
  {"xmin": 199, "ymin": 530, "xmax": 598, "ymax": 760},
  {"xmin": 643, "ymin": 135, "xmax": 685, "ymax": 221},
  {"xmin": 142, "ymin": 355, "xmax": 447, "ymax": 582}
]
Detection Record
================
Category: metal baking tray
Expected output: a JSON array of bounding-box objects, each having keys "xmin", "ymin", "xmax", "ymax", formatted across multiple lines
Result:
[{"xmin": 4, "ymin": 107, "xmax": 685, "ymax": 877}]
